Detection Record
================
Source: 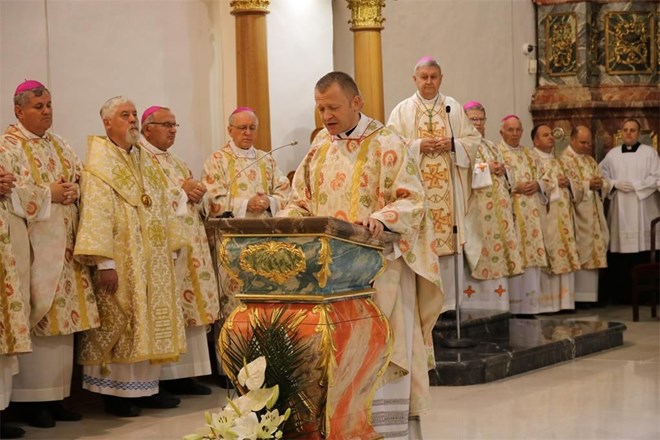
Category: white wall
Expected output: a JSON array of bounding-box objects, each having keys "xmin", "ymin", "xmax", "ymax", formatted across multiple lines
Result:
[
  {"xmin": 0, "ymin": 0, "xmax": 334, "ymax": 177},
  {"xmin": 267, "ymin": 0, "xmax": 334, "ymax": 174},
  {"xmin": 2, "ymin": 0, "xmax": 536, "ymax": 175},
  {"xmin": 1, "ymin": 0, "xmax": 221, "ymax": 176},
  {"xmin": 332, "ymin": 0, "xmax": 538, "ymax": 144}
]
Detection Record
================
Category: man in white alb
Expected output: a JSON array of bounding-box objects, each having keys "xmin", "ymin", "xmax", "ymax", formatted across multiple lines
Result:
[{"xmin": 387, "ymin": 56, "xmax": 480, "ymax": 313}]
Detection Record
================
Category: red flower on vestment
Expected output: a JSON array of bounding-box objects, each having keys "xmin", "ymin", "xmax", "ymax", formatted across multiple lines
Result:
[
  {"xmin": 331, "ymin": 172, "xmax": 346, "ymax": 190},
  {"xmin": 334, "ymin": 210, "xmax": 348, "ymax": 221},
  {"xmin": 183, "ymin": 290, "xmax": 195, "ymax": 303},
  {"xmin": 395, "ymin": 188, "xmax": 410, "ymax": 198},
  {"xmin": 381, "ymin": 210, "xmax": 399, "ymax": 224},
  {"xmin": 382, "ymin": 150, "xmax": 398, "ymax": 168},
  {"xmin": 26, "ymin": 201, "xmax": 38, "ymax": 216}
]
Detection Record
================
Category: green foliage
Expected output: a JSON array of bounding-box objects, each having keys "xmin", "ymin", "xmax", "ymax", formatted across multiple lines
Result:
[{"xmin": 222, "ymin": 308, "xmax": 317, "ymax": 434}]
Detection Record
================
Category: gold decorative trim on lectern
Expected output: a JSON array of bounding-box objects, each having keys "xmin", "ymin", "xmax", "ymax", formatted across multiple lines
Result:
[
  {"xmin": 236, "ymin": 288, "xmax": 375, "ymax": 304},
  {"xmin": 239, "ymin": 241, "xmax": 307, "ymax": 284}
]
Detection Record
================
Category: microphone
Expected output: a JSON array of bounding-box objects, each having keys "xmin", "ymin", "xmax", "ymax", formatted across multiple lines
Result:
[
  {"xmin": 219, "ymin": 140, "xmax": 299, "ymax": 218},
  {"xmin": 445, "ymin": 105, "xmax": 455, "ymax": 154}
]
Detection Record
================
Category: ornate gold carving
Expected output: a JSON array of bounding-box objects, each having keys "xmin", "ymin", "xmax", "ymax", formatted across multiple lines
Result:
[
  {"xmin": 314, "ymin": 237, "xmax": 332, "ymax": 288},
  {"xmin": 589, "ymin": 13, "xmax": 599, "ymax": 70},
  {"xmin": 236, "ymin": 289, "xmax": 375, "ymax": 304},
  {"xmin": 346, "ymin": 0, "xmax": 385, "ymax": 30},
  {"xmin": 218, "ymin": 237, "xmax": 243, "ymax": 289},
  {"xmin": 605, "ymin": 12, "xmax": 655, "ymax": 75},
  {"xmin": 545, "ymin": 13, "xmax": 578, "ymax": 76},
  {"xmin": 230, "ymin": 0, "xmax": 270, "ymax": 14},
  {"xmin": 312, "ymin": 303, "xmax": 337, "ymax": 436},
  {"xmin": 239, "ymin": 241, "xmax": 306, "ymax": 284},
  {"xmin": 370, "ymin": 252, "xmax": 387, "ymax": 283}
]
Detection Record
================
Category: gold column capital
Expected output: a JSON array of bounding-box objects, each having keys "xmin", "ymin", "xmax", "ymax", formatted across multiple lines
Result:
[
  {"xmin": 230, "ymin": 0, "xmax": 270, "ymax": 15},
  {"xmin": 346, "ymin": 0, "xmax": 385, "ymax": 31}
]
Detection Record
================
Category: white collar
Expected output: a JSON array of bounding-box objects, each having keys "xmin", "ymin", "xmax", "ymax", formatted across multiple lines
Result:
[
  {"xmin": 336, "ymin": 113, "xmax": 370, "ymax": 140},
  {"xmin": 535, "ymin": 147, "xmax": 555, "ymax": 158},
  {"xmin": 415, "ymin": 92, "xmax": 445, "ymax": 106},
  {"xmin": 140, "ymin": 136, "xmax": 169, "ymax": 156},
  {"xmin": 229, "ymin": 140, "xmax": 257, "ymax": 159}
]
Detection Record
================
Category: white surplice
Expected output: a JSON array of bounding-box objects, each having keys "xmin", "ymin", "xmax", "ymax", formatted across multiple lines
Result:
[{"xmin": 599, "ymin": 143, "xmax": 660, "ymax": 253}]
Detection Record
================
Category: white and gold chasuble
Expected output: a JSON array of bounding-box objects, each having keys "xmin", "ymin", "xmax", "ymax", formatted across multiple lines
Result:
[
  {"xmin": 533, "ymin": 148, "xmax": 581, "ymax": 275},
  {"xmin": 202, "ymin": 141, "xmax": 290, "ymax": 218},
  {"xmin": 464, "ymin": 138, "xmax": 524, "ymax": 280},
  {"xmin": 75, "ymin": 136, "xmax": 186, "ymax": 366},
  {"xmin": 497, "ymin": 142, "xmax": 549, "ymax": 270},
  {"xmin": 141, "ymin": 139, "xmax": 219, "ymax": 327},
  {"xmin": 560, "ymin": 146, "xmax": 610, "ymax": 269},
  {"xmin": 279, "ymin": 117, "xmax": 443, "ymax": 415},
  {"xmin": 0, "ymin": 145, "xmax": 32, "ymax": 356},
  {"xmin": 1, "ymin": 124, "xmax": 99, "ymax": 337},
  {"xmin": 387, "ymin": 93, "xmax": 480, "ymax": 256}
]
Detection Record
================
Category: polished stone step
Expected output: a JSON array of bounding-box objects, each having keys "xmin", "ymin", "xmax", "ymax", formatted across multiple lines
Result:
[{"xmin": 430, "ymin": 309, "xmax": 627, "ymax": 386}]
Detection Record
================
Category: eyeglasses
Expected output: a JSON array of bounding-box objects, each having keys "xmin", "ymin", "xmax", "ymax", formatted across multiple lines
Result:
[
  {"xmin": 148, "ymin": 122, "xmax": 179, "ymax": 129},
  {"xmin": 230, "ymin": 125, "xmax": 258, "ymax": 132},
  {"xmin": 469, "ymin": 117, "xmax": 487, "ymax": 123}
]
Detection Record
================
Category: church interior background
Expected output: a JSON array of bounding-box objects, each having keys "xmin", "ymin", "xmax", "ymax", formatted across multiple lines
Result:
[{"xmin": 0, "ymin": 0, "xmax": 658, "ymax": 438}]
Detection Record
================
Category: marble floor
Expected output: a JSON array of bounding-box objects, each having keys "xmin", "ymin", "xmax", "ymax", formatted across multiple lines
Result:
[{"xmin": 8, "ymin": 305, "xmax": 659, "ymax": 440}]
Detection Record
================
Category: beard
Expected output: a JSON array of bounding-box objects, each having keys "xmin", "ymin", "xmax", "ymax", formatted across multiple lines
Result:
[{"xmin": 126, "ymin": 127, "xmax": 140, "ymax": 145}]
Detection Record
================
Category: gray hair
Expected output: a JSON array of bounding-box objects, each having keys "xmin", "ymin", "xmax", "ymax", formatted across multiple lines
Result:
[
  {"xmin": 100, "ymin": 96, "xmax": 133, "ymax": 119},
  {"xmin": 143, "ymin": 107, "xmax": 171, "ymax": 127},
  {"xmin": 14, "ymin": 86, "xmax": 50, "ymax": 107},
  {"xmin": 228, "ymin": 109, "xmax": 259, "ymax": 126},
  {"xmin": 413, "ymin": 57, "xmax": 442, "ymax": 75}
]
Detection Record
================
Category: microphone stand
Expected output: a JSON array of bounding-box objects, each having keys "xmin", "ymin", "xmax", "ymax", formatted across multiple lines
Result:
[
  {"xmin": 219, "ymin": 140, "xmax": 298, "ymax": 218},
  {"xmin": 440, "ymin": 105, "xmax": 476, "ymax": 349}
]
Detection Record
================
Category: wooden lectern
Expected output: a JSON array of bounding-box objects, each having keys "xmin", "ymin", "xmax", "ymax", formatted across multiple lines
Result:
[{"xmin": 207, "ymin": 216, "xmax": 396, "ymax": 439}]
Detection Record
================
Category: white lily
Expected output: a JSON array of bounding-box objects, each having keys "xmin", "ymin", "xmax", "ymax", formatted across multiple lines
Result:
[
  {"xmin": 184, "ymin": 356, "xmax": 289, "ymax": 440},
  {"xmin": 232, "ymin": 413, "xmax": 260, "ymax": 440},
  {"xmin": 256, "ymin": 408, "xmax": 291, "ymax": 439}
]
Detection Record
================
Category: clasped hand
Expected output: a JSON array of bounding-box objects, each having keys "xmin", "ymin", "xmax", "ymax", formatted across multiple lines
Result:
[
  {"xmin": 247, "ymin": 192, "xmax": 270, "ymax": 214},
  {"xmin": 589, "ymin": 177, "xmax": 603, "ymax": 191},
  {"xmin": 514, "ymin": 180, "xmax": 539, "ymax": 196},
  {"xmin": 421, "ymin": 137, "xmax": 451, "ymax": 154},
  {"xmin": 557, "ymin": 175, "xmax": 570, "ymax": 189},
  {"xmin": 50, "ymin": 177, "xmax": 79, "ymax": 204},
  {"xmin": 488, "ymin": 161, "xmax": 506, "ymax": 176},
  {"xmin": 182, "ymin": 178, "xmax": 207, "ymax": 204},
  {"xmin": 614, "ymin": 180, "xmax": 634, "ymax": 193},
  {"xmin": 98, "ymin": 268, "xmax": 119, "ymax": 294},
  {"xmin": 0, "ymin": 169, "xmax": 17, "ymax": 197}
]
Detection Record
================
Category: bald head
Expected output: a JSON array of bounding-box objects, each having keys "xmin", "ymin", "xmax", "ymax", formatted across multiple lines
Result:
[{"xmin": 570, "ymin": 125, "xmax": 592, "ymax": 155}]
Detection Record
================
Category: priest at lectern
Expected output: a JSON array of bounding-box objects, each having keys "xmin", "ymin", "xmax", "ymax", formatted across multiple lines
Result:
[{"xmin": 278, "ymin": 71, "xmax": 444, "ymax": 440}]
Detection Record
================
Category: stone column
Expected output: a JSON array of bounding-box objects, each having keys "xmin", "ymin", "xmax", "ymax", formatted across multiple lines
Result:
[
  {"xmin": 531, "ymin": 0, "xmax": 658, "ymax": 160},
  {"xmin": 346, "ymin": 0, "xmax": 386, "ymax": 123},
  {"xmin": 231, "ymin": 0, "xmax": 271, "ymax": 151}
]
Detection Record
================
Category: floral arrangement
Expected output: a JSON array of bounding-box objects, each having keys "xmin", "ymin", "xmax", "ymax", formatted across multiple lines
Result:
[{"xmin": 184, "ymin": 356, "xmax": 290, "ymax": 440}]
